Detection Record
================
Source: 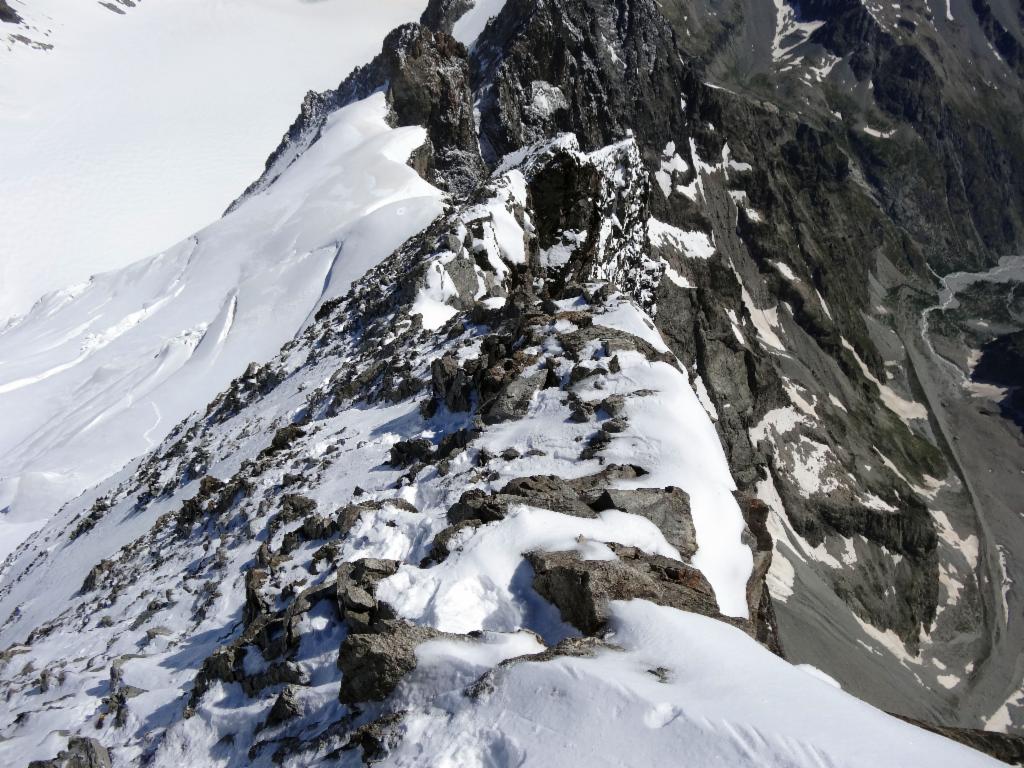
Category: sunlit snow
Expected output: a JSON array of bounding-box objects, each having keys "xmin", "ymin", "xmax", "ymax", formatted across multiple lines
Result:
[
  {"xmin": 0, "ymin": 92, "xmax": 443, "ymax": 557},
  {"xmin": 0, "ymin": 0, "xmax": 426, "ymax": 320}
]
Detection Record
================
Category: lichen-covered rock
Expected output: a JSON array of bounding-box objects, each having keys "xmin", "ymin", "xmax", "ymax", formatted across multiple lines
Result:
[{"xmin": 480, "ymin": 371, "xmax": 547, "ymax": 425}]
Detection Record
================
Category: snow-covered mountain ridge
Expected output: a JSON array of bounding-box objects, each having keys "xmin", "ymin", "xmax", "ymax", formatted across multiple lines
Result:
[
  {"xmin": 2, "ymin": 0, "xmax": 1024, "ymax": 764},
  {"xmin": 0, "ymin": 94, "xmax": 995, "ymax": 766}
]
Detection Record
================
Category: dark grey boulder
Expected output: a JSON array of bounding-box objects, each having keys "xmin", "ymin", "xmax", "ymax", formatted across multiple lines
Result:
[
  {"xmin": 269, "ymin": 425, "xmax": 306, "ymax": 453},
  {"xmin": 338, "ymin": 620, "xmax": 443, "ymax": 704},
  {"xmin": 430, "ymin": 354, "xmax": 472, "ymax": 412},
  {"xmin": 265, "ymin": 685, "xmax": 301, "ymax": 727},
  {"xmin": 389, "ymin": 438, "xmax": 435, "ymax": 468},
  {"xmin": 527, "ymin": 546, "xmax": 728, "ymax": 636},
  {"xmin": 0, "ymin": 0, "xmax": 21, "ymax": 25}
]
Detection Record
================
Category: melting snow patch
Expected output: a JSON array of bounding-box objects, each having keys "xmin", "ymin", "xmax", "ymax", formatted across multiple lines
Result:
[
  {"xmin": 721, "ymin": 143, "xmax": 752, "ymax": 173},
  {"xmin": 654, "ymin": 142, "xmax": 690, "ymax": 197},
  {"xmin": 828, "ymin": 393, "xmax": 848, "ymax": 412},
  {"xmin": 783, "ymin": 379, "xmax": 818, "ymax": 417},
  {"xmin": 789, "ymin": 437, "xmax": 842, "ymax": 496},
  {"xmin": 860, "ymin": 493, "xmax": 897, "ymax": 512},
  {"xmin": 937, "ymin": 674, "xmax": 960, "ymax": 690},
  {"xmin": 659, "ymin": 259, "xmax": 693, "ymax": 289},
  {"xmin": 768, "ymin": 550, "xmax": 796, "ymax": 601},
  {"xmin": 749, "ymin": 406, "xmax": 806, "ymax": 445},
  {"xmin": 648, "ymin": 219, "xmax": 715, "ymax": 259},
  {"xmin": 986, "ymin": 686, "xmax": 1024, "ymax": 732},
  {"xmin": 997, "ymin": 545, "xmax": 1013, "ymax": 627},
  {"xmin": 842, "ymin": 338, "xmax": 927, "ymax": 423},
  {"xmin": 863, "ymin": 126, "xmax": 897, "ymax": 139},
  {"xmin": 727, "ymin": 309, "xmax": 747, "ymax": 346},
  {"xmin": 853, "ymin": 614, "xmax": 920, "ymax": 666},
  {"xmin": 771, "ymin": 0, "xmax": 825, "ymax": 63},
  {"xmin": 771, "ymin": 261, "xmax": 799, "ymax": 282},
  {"xmin": 931, "ymin": 510, "xmax": 979, "ymax": 566},
  {"xmin": 816, "ymin": 288, "xmax": 834, "ymax": 320},
  {"xmin": 734, "ymin": 268, "xmax": 786, "ymax": 352},
  {"xmin": 692, "ymin": 373, "xmax": 719, "ymax": 420}
]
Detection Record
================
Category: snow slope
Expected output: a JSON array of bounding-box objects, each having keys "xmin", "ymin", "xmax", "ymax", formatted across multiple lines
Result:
[
  {"xmin": 0, "ymin": 0, "xmax": 425, "ymax": 321},
  {"xmin": 385, "ymin": 601, "xmax": 998, "ymax": 767},
  {"xmin": 0, "ymin": 91, "xmax": 443, "ymax": 558}
]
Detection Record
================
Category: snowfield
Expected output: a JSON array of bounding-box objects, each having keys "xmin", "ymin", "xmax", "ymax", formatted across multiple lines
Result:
[
  {"xmin": 0, "ymin": 0, "xmax": 425, "ymax": 321},
  {"xmin": 0, "ymin": 91, "xmax": 443, "ymax": 558}
]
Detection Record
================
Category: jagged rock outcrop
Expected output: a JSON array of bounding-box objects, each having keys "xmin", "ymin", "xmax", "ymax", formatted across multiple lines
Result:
[{"xmin": 27, "ymin": 737, "xmax": 111, "ymax": 768}]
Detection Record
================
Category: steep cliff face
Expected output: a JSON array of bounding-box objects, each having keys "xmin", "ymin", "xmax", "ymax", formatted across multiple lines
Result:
[
  {"xmin": 1, "ymin": 0, "xmax": 1023, "ymax": 765},
  {"xmin": 658, "ymin": 0, "xmax": 1024, "ymax": 273},
  {"xmin": 409, "ymin": 0, "xmax": 1024, "ymax": 731}
]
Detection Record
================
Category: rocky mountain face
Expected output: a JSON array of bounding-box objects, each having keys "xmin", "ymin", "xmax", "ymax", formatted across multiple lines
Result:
[{"xmin": 1, "ymin": 0, "xmax": 1023, "ymax": 765}]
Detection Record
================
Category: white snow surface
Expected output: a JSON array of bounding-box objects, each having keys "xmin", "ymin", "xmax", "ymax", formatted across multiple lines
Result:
[
  {"xmin": 0, "ymin": 0, "xmax": 426, "ymax": 321},
  {"xmin": 382, "ymin": 601, "xmax": 998, "ymax": 767},
  {"xmin": 0, "ymin": 92, "xmax": 443, "ymax": 554},
  {"xmin": 412, "ymin": 257, "xmax": 462, "ymax": 330}
]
